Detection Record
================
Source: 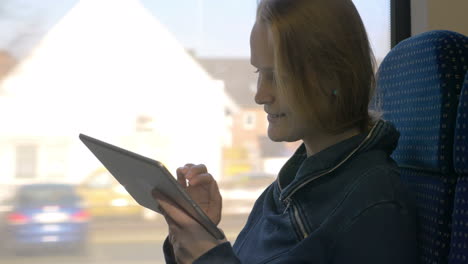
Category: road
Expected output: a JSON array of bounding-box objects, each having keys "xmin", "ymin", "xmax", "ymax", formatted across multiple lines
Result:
[{"xmin": 0, "ymin": 213, "xmax": 249, "ymax": 264}]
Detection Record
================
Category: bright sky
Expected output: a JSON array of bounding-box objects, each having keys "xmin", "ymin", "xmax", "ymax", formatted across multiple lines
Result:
[{"xmin": 0, "ymin": 0, "xmax": 390, "ymax": 59}]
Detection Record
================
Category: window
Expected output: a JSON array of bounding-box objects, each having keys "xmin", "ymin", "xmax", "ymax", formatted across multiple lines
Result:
[
  {"xmin": 243, "ymin": 111, "xmax": 256, "ymax": 130},
  {"xmin": 0, "ymin": 1, "xmax": 393, "ymax": 262},
  {"xmin": 352, "ymin": 0, "xmax": 391, "ymax": 65},
  {"xmin": 15, "ymin": 144, "xmax": 37, "ymax": 179}
]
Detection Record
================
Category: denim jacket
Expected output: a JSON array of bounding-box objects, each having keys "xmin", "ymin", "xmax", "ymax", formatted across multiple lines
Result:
[{"xmin": 164, "ymin": 120, "xmax": 419, "ymax": 264}]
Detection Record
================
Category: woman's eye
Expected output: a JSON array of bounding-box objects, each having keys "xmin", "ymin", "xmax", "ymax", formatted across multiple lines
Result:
[
  {"xmin": 264, "ymin": 72, "xmax": 275, "ymax": 82},
  {"xmin": 254, "ymin": 69, "xmax": 275, "ymax": 84}
]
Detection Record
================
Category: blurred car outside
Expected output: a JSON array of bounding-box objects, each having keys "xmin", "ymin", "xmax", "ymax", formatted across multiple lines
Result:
[
  {"xmin": 77, "ymin": 167, "xmax": 276, "ymax": 220},
  {"xmin": 77, "ymin": 167, "xmax": 154, "ymax": 220},
  {"xmin": 0, "ymin": 183, "xmax": 90, "ymax": 255}
]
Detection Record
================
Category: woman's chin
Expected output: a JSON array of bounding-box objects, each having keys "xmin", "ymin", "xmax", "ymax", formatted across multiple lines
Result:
[
  {"xmin": 267, "ymin": 128, "xmax": 286, "ymax": 142},
  {"xmin": 268, "ymin": 126, "xmax": 302, "ymax": 143}
]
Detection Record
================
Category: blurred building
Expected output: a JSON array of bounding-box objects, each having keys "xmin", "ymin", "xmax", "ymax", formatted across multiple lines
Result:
[{"xmin": 0, "ymin": 0, "xmax": 233, "ymax": 185}]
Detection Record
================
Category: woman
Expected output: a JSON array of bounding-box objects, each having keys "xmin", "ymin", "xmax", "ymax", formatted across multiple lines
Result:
[{"xmin": 152, "ymin": 0, "xmax": 419, "ymax": 263}]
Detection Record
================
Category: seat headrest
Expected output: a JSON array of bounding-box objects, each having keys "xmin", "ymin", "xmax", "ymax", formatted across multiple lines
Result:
[{"xmin": 377, "ymin": 30, "xmax": 468, "ymax": 174}]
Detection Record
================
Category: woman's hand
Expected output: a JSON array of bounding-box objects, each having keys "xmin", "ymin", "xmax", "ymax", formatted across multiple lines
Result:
[{"xmin": 152, "ymin": 164, "xmax": 226, "ymax": 264}]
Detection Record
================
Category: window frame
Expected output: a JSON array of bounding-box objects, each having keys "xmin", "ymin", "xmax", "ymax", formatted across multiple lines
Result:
[{"xmin": 391, "ymin": 0, "xmax": 411, "ymax": 48}]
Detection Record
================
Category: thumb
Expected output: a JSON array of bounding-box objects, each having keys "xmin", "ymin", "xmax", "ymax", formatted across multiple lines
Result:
[{"xmin": 152, "ymin": 189, "xmax": 194, "ymax": 227}]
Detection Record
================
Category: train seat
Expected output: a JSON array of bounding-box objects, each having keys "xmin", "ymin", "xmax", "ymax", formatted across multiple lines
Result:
[{"xmin": 376, "ymin": 30, "xmax": 468, "ymax": 264}]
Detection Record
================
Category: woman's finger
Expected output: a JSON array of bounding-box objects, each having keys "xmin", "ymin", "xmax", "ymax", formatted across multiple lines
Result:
[
  {"xmin": 152, "ymin": 190, "xmax": 196, "ymax": 227},
  {"xmin": 185, "ymin": 164, "xmax": 208, "ymax": 181},
  {"xmin": 187, "ymin": 172, "xmax": 215, "ymax": 186},
  {"xmin": 175, "ymin": 163, "xmax": 196, "ymax": 187},
  {"xmin": 184, "ymin": 163, "xmax": 195, "ymax": 171},
  {"xmin": 176, "ymin": 167, "xmax": 188, "ymax": 188}
]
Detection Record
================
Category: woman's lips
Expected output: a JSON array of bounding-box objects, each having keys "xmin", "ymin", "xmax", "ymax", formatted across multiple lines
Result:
[{"xmin": 267, "ymin": 113, "xmax": 286, "ymax": 122}]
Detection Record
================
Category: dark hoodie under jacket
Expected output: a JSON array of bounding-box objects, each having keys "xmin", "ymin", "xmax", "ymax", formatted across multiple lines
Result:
[{"xmin": 164, "ymin": 119, "xmax": 419, "ymax": 264}]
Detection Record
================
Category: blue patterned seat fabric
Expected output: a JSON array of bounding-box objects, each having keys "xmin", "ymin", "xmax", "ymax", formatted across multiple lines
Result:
[
  {"xmin": 449, "ymin": 72, "xmax": 468, "ymax": 264},
  {"xmin": 377, "ymin": 30, "xmax": 468, "ymax": 264}
]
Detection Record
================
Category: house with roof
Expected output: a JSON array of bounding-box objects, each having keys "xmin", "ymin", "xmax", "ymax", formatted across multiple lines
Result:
[{"xmin": 0, "ymin": 0, "xmax": 234, "ymax": 185}]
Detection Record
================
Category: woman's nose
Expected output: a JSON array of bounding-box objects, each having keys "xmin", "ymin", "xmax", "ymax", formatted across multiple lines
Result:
[{"xmin": 254, "ymin": 83, "xmax": 275, "ymax": 105}]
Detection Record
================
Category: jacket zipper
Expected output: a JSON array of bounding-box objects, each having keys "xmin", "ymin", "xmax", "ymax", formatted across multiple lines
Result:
[
  {"xmin": 283, "ymin": 197, "xmax": 308, "ymax": 239},
  {"xmin": 291, "ymin": 199, "xmax": 308, "ymax": 239},
  {"xmin": 278, "ymin": 121, "xmax": 382, "ymax": 235}
]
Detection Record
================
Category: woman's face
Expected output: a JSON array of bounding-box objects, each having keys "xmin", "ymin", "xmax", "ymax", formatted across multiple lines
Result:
[{"xmin": 250, "ymin": 22, "xmax": 313, "ymax": 143}]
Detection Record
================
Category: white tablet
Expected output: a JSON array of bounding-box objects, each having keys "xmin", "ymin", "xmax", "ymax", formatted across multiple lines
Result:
[{"xmin": 79, "ymin": 134, "xmax": 224, "ymax": 240}]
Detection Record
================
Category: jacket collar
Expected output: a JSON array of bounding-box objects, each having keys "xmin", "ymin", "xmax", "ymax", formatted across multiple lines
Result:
[{"xmin": 276, "ymin": 119, "xmax": 400, "ymax": 201}]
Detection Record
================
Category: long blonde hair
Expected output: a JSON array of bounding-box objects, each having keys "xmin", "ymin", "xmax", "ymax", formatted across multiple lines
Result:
[{"xmin": 256, "ymin": 0, "xmax": 380, "ymax": 134}]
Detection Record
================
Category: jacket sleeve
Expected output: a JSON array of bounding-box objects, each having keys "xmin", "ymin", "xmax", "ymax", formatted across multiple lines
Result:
[
  {"xmin": 162, "ymin": 237, "xmax": 177, "ymax": 264},
  {"xmin": 163, "ymin": 237, "xmax": 241, "ymax": 264},
  {"xmin": 330, "ymin": 202, "xmax": 419, "ymax": 264},
  {"xmin": 193, "ymin": 242, "xmax": 241, "ymax": 264}
]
